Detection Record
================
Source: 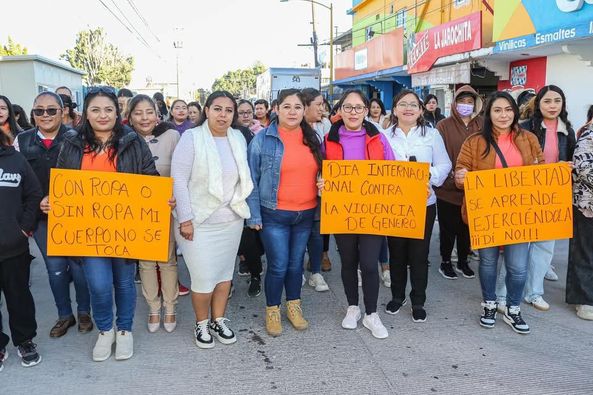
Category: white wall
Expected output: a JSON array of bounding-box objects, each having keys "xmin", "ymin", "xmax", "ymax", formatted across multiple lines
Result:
[
  {"xmin": 0, "ymin": 61, "xmax": 36, "ymax": 112},
  {"xmin": 546, "ymin": 54, "xmax": 593, "ymax": 129},
  {"xmin": 33, "ymin": 62, "xmax": 83, "ymax": 110}
]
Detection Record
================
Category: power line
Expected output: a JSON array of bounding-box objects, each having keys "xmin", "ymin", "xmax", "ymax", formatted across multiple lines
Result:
[
  {"xmin": 107, "ymin": 0, "xmax": 152, "ymax": 49},
  {"xmin": 126, "ymin": 0, "xmax": 161, "ymax": 43}
]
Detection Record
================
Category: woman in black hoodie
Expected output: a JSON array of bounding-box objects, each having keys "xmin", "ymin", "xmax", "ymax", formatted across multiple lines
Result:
[
  {"xmin": 0, "ymin": 130, "xmax": 42, "ymax": 370},
  {"xmin": 423, "ymin": 94, "xmax": 445, "ymax": 128}
]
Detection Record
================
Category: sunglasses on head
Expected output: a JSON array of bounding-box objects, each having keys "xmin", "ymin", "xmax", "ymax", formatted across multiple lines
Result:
[
  {"xmin": 32, "ymin": 108, "xmax": 61, "ymax": 116},
  {"xmin": 86, "ymin": 86, "xmax": 117, "ymax": 96}
]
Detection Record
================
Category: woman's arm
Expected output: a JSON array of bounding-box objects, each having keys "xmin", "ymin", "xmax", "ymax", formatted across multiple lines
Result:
[
  {"xmin": 246, "ymin": 134, "xmax": 264, "ymax": 228},
  {"xmin": 430, "ymin": 132, "xmax": 452, "ymax": 188},
  {"xmin": 171, "ymin": 132, "xmax": 195, "ymax": 224}
]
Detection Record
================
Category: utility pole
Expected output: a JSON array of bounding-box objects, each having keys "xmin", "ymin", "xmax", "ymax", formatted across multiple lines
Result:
[
  {"xmin": 311, "ymin": 2, "xmax": 319, "ymax": 68},
  {"xmin": 173, "ymin": 27, "xmax": 184, "ymax": 98}
]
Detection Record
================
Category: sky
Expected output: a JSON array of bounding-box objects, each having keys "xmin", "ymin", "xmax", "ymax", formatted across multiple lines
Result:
[{"xmin": 1, "ymin": 0, "xmax": 353, "ymax": 96}]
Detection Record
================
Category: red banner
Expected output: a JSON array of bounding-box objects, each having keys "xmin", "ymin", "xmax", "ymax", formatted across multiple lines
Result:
[{"xmin": 407, "ymin": 12, "xmax": 482, "ymax": 74}]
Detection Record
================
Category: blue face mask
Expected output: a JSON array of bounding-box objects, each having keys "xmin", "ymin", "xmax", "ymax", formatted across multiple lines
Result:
[{"xmin": 456, "ymin": 103, "xmax": 474, "ymax": 117}]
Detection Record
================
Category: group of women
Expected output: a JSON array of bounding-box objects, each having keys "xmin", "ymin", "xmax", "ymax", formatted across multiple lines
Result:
[{"xmin": 1, "ymin": 82, "xmax": 592, "ymax": 371}]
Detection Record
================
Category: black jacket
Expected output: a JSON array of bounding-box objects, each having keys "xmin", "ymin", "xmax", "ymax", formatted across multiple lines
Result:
[
  {"xmin": 423, "ymin": 108, "xmax": 445, "ymax": 128},
  {"xmin": 520, "ymin": 118, "xmax": 576, "ymax": 162},
  {"xmin": 56, "ymin": 128, "xmax": 158, "ymax": 175},
  {"xmin": 0, "ymin": 146, "xmax": 42, "ymax": 260},
  {"xmin": 16, "ymin": 125, "xmax": 71, "ymax": 219}
]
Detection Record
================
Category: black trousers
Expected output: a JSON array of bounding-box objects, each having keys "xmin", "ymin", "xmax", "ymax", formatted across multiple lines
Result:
[
  {"xmin": 437, "ymin": 199, "xmax": 470, "ymax": 265},
  {"xmin": 567, "ymin": 208, "xmax": 593, "ymax": 305},
  {"xmin": 334, "ymin": 234, "xmax": 383, "ymax": 314},
  {"xmin": 0, "ymin": 251, "xmax": 37, "ymax": 349},
  {"xmin": 238, "ymin": 227, "xmax": 264, "ymax": 277},
  {"xmin": 388, "ymin": 204, "xmax": 437, "ymax": 308},
  {"xmin": 323, "ymin": 234, "xmax": 330, "ymax": 253}
]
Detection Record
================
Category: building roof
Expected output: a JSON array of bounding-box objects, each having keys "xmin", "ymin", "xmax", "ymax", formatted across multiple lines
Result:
[{"xmin": 0, "ymin": 55, "xmax": 85, "ymax": 75}]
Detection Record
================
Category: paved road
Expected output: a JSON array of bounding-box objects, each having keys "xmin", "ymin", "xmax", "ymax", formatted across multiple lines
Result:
[{"xmin": 2, "ymin": 232, "xmax": 592, "ymax": 394}]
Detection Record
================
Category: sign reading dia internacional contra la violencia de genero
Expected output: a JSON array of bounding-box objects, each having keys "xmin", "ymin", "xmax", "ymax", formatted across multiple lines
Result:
[
  {"xmin": 47, "ymin": 169, "xmax": 173, "ymax": 261},
  {"xmin": 464, "ymin": 163, "xmax": 573, "ymax": 250},
  {"xmin": 320, "ymin": 160, "xmax": 430, "ymax": 239}
]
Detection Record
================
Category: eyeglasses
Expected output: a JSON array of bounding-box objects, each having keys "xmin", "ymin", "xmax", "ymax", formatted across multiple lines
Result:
[
  {"xmin": 238, "ymin": 111, "xmax": 253, "ymax": 116},
  {"xmin": 32, "ymin": 108, "xmax": 61, "ymax": 116},
  {"xmin": 396, "ymin": 102, "xmax": 420, "ymax": 110},
  {"xmin": 341, "ymin": 104, "xmax": 366, "ymax": 114}
]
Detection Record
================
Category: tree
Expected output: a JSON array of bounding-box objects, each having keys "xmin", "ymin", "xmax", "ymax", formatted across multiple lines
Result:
[
  {"xmin": 0, "ymin": 36, "xmax": 28, "ymax": 56},
  {"xmin": 61, "ymin": 28, "xmax": 134, "ymax": 88},
  {"xmin": 194, "ymin": 88, "xmax": 211, "ymax": 104},
  {"xmin": 211, "ymin": 62, "xmax": 266, "ymax": 97}
]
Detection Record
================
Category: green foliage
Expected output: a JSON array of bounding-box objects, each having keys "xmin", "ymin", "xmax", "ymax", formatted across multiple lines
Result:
[
  {"xmin": 211, "ymin": 62, "xmax": 266, "ymax": 97},
  {"xmin": 194, "ymin": 88, "xmax": 211, "ymax": 104},
  {"xmin": 61, "ymin": 28, "xmax": 134, "ymax": 88},
  {"xmin": 0, "ymin": 36, "xmax": 28, "ymax": 56}
]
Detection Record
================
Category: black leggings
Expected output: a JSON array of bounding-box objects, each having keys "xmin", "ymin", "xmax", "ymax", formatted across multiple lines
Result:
[
  {"xmin": 238, "ymin": 227, "xmax": 264, "ymax": 277},
  {"xmin": 388, "ymin": 204, "xmax": 436, "ymax": 308},
  {"xmin": 335, "ymin": 234, "xmax": 383, "ymax": 314},
  {"xmin": 437, "ymin": 199, "xmax": 470, "ymax": 264}
]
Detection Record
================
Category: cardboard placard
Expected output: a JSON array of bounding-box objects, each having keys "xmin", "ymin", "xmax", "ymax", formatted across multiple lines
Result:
[
  {"xmin": 47, "ymin": 169, "xmax": 173, "ymax": 261},
  {"xmin": 464, "ymin": 163, "xmax": 573, "ymax": 250},
  {"xmin": 320, "ymin": 160, "xmax": 430, "ymax": 239}
]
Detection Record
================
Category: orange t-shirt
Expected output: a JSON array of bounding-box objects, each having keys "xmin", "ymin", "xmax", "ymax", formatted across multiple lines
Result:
[
  {"xmin": 494, "ymin": 132, "xmax": 523, "ymax": 169},
  {"xmin": 81, "ymin": 150, "xmax": 117, "ymax": 172},
  {"xmin": 276, "ymin": 127, "xmax": 319, "ymax": 211}
]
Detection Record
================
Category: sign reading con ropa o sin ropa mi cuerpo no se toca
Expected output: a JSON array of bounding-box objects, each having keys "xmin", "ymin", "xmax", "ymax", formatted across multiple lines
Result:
[{"xmin": 47, "ymin": 169, "xmax": 173, "ymax": 261}]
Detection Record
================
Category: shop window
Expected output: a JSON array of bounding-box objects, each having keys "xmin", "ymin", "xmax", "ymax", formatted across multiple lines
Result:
[
  {"xmin": 396, "ymin": 8, "xmax": 406, "ymax": 28},
  {"xmin": 37, "ymin": 85, "xmax": 49, "ymax": 93}
]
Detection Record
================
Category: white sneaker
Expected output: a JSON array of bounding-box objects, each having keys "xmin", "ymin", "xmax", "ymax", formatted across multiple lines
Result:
[
  {"xmin": 496, "ymin": 300, "xmax": 507, "ymax": 315},
  {"xmin": 526, "ymin": 296, "xmax": 550, "ymax": 311},
  {"xmin": 576, "ymin": 305, "xmax": 593, "ymax": 320},
  {"xmin": 115, "ymin": 330, "xmax": 134, "ymax": 361},
  {"xmin": 357, "ymin": 269, "xmax": 362, "ymax": 287},
  {"xmin": 382, "ymin": 270, "xmax": 391, "ymax": 288},
  {"xmin": 362, "ymin": 313, "xmax": 388, "ymax": 339},
  {"xmin": 92, "ymin": 328, "xmax": 115, "ymax": 362},
  {"xmin": 308, "ymin": 273, "xmax": 329, "ymax": 292},
  {"xmin": 545, "ymin": 266, "xmax": 559, "ymax": 281},
  {"xmin": 341, "ymin": 305, "xmax": 361, "ymax": 329}
]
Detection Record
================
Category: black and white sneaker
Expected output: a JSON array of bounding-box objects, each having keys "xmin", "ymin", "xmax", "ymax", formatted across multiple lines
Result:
[
  {"xmin": 385, "ymin": 298, "xmax": 407, "ymax": 315},
  {"xmin": 248, "ymin": 275, "xmax": 262, "ymax": 297},
  {"xmin": 503, "ymin": 306, "xmax": 530, "ymax": 334},
  {"xmin": 209, "ymin": 317, "xmax": 237, "ymax": 345},
  {"xmin": 17, "ymin": 340, "xmax": 41, "ymax": 367},
  {"xmin": 455, "ymin": 262, "xmax": 475, "ymax": 279},
  {"xmin": 0, "ymin": 347, "xmax": 7, "ymax": 372},
  {"xmin": 238, "ymin": 261, "xmax": 250, "ymax": 277},
  {"xmin": 412, "ymin": 307, "xmax": 427, "ymax": 323},
  {"xmin": 439, "ymin": 261, "xmax": 458, "ymax": 280},
  {"xmin": 194, "ymin": 320, "xmax": 215, "ymax": 349},
  {"xmin": 480, "ymin": 301, "xmax": 497, "ymax": 328}
]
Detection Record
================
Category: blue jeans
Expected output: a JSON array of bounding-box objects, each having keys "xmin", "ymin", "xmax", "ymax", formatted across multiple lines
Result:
[
  {"xmin": 306, "ymin": 220, "xmax": 323, "ymax": 274},
  {"xmin": 260, "ymin": 207, "xmax": 315, "ymax": 306},
  {"xmin": 479, "ymin": 243, "xmax": 529, "ymax": 306},
  {"xmin": 496, "ymin": 240, "xmax": 555, "ymax": 303},
  {"xmin": 81, "ymin": 258, "xmax": 136, "ymax": 331},
  {"xmin": 33, "ymin": 220, "xmax": 90, "ymax": 318}
]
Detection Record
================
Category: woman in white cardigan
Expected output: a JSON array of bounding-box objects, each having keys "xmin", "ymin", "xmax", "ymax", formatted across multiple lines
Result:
[{"xmin": 171, "ymin": 91, "xmax": 253, "ymax": 349}]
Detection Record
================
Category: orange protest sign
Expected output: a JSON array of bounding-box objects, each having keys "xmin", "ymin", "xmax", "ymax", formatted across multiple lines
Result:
[
  {"xmin": 47, "ymin": 169, "xmax": 173, "ymax": 261},
  {"xmin": 320, "ymin": 160, "xmax": 430, "ymax": 239},
  {"xmin": 464, "ymin": 163, "xmax": 573, "ymax": 250}
]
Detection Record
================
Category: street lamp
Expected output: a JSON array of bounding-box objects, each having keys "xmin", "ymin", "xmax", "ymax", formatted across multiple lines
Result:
[{"xmin": 280, "ymin": 0, "xmax": 334, "ymax": 100}]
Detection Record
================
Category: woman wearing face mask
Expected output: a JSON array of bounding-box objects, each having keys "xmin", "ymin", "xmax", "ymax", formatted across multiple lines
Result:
[
  {"xmin": 324, "ymin": 89, "xmax": 395, "ymax": 339},
  {"xmin": 382, "ymin": 90, "xmax": 451, "ymax": 323},
  {"xmin": 169, "ymin": 100, "xmax": 194, "ymax": 134},
  {"xmin": 128, "ymin": 94, "xmax": 181, "ymax": 333},
  {"xmin": 237, "ymin": 100, "xmax": 264, "ymax": 134},
  {"xmin": 434, "ymin": 86, "xmax": 483, "ymax": 281},
  {"xmin": 247, "ymin": 89, "xmax": 322, "ymax": 337},
  {"xmin": 495, "ymin": 85, "xmax": 576, "ymax": 312},
  {"xmin": 423, "ymin": 94, "xmax": 445, "ymax": 128},
  {"xmin": 173, "ymin": 91, "xmax": 253, "ymax": 348},
  {"xmin": 0, "ymin": 95, "xmax": 22, "ymax": 143},
  {"xmin": 16, "ymin": 92, "xmax": 92, "ymax": 339},
  {"xmin": 42, "ymin": 87, "xmax": 163, "ymax": 362},
  {"xmin": 456, "ymin": 91, "xmax": 544, "ymax": 335}
]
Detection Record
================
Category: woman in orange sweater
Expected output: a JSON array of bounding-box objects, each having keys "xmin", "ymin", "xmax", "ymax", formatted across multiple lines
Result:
[{"xmin": 247, "ymin": 89, "xmax": 322, "ymax": 337}]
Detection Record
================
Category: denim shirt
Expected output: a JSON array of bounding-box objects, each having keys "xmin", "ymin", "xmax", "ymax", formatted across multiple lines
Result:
[{"xmin": 246, "ymin": 121, "xmax": 285, "ymax": 226}]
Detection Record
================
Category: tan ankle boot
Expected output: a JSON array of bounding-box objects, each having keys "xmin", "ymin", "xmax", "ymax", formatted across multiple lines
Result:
[
  {"xmin": 286, "ymin": 299, "xmax": 308, "ymax": 330},
  {"xmin": 266, "ymin": 306, "xmax": 282, "ymax": 337}
]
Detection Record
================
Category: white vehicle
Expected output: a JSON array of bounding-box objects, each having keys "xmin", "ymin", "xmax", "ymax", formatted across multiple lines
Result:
[{"xmin": 256, "ymin": 67, "xmax": 321, "ymax": 102}]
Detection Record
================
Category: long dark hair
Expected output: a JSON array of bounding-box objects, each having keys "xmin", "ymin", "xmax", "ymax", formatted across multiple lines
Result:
[
  {"xmin": 58, "ymin": 93, "xmax": 77, "ymax": 122},
  {"xmin": 369, "ymin": 97, "xmax": 386, "ymax": 116},
  {"xmin": 389, "ymin": 89, "xmax": 427, "ymax": 136},
  {"xmin": 0, "ymin": 95, "xmax": 21, "ymax": 137},
  {"xmin": 127, "ymin": 94, "xmax": 169, "ymax": 137},
  {"xmin": 531, "ymin": 85, "xmax": 572, "ymax": 136},
  {"xmin": 276, "ymin": 88, "xmax": 322, "ymax": 169},
  {"xmin": 77, "ymin": 89, "xmax": 125, "ymax": 162},
  {"xmin": 481, "ymin": 91, "xmax": 521, "ymax": 158},
  {"xmin": 197, "ymin": 91, "xmax": 238, "ymax": 127},
  {"xmin": 12, "ymin": 104, "xmax": 32, "ymax": 130}
]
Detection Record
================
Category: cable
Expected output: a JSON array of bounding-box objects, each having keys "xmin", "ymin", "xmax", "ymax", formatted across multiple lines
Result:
[
  {"xmin": 126, "ymin": 0, "xmax": 161, "ymax": 42},
  {"xmin": 108, "ymin": 0, "xmax": 152, "ymax": 49}
]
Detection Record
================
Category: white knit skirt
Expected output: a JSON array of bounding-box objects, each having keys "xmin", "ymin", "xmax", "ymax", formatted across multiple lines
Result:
[{"xmin": 175, "ymin": 218, "xmax": 243, "ymax": 293}]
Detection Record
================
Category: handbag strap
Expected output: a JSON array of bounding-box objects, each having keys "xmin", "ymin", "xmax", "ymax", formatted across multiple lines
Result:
[{"xmin": 491, "ymin": 139, "xmax": 509, "ymax": 168}]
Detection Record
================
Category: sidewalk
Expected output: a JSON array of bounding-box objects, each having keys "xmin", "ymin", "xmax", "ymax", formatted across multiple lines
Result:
[{"xmin": 2, "ymin": 234, "xmax": 592, "ymax": 394}]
